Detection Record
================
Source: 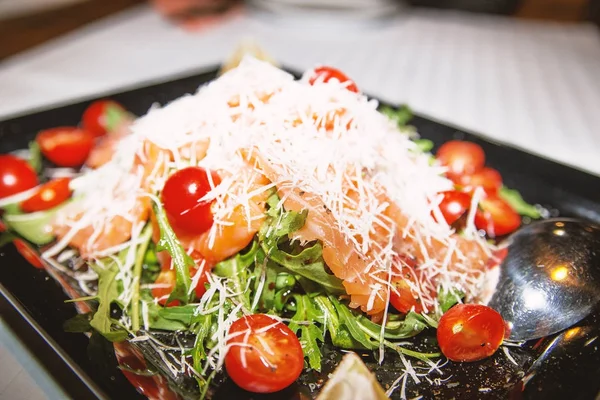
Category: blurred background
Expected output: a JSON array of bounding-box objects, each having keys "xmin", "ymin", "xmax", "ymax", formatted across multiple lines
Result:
[
  {"xmin": 0, "ymin": 0, "xmax": 598, "ymax": 61},
  {"xmin": 1, "ymin": 1, "xmax": 600, "ymax": 399}
]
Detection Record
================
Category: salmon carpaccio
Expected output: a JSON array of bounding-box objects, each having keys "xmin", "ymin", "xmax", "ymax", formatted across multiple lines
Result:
[
  {"xmin": 50, "ymin": 58, "xmax": 494, "ymax": 320},
  {"xmin": 245, "ymin": 149, "xmax": 492, "ymax": 319}
]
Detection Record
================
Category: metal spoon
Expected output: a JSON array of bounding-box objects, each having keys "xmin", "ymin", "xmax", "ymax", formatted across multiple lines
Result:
[{"xmin": 487, "ymin": 218, "xmax": 600, "ymax": 341}]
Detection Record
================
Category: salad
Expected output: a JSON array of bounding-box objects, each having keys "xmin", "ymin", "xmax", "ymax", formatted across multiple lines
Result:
[{"xmin": 0, "ymin": 58, "xmax": 542, "ymax": 399}]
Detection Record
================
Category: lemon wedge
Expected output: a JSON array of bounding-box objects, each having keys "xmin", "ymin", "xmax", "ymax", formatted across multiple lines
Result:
[{"xmin": 317, "ymin": 352, "xmax": 389, "ymax": 400}]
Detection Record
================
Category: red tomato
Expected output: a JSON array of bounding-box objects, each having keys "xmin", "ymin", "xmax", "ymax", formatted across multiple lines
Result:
[
  {"xmin": 82, "ymin": 100, "xmax": 128, "ymax": 137},
  {"xmin": 435, "ymin": 191, "xmax": 471, "ymax": 225},
  {"xmin": 37, "ymin": 127, "xmax": 94, "ymax": 167},
  {"xmin": 437, "ymin": 304, "xmax": 505, "ymax": 362},
  {"xmin": 225, "ymin": 314, "xmax": 304, "ymax": 393},
  {"xmin": 458, "ymin": 167, "xmax": 503, "ymax": 194},
  {"xmin": 475, "ymin": 194, "xmax": 521, "ymax": 237},
  {"xmin": 151, "ymin": 270, "xmax": 180, "ymax": 307},
  {"xmin": 389, "ymin": 257, "xmax": 426, "ymax": 314},
  {"xmin": 13, "ymin": 239, "xmax": 43, "ymax": 269},
  {"xmin": 436, "ymin": 141, "xmax": 485, "ymax": 179},
  {"xmin": 308, "ymin": 66, "xmax": 359, "ymax": 93},
  {"xmin": 21, "ymin": 178, "xmax": 71, "ymax": 212},
  {"xmin": 190, "ymin": 257, "xmax": 212, "ymax": 299},
  {"xmin": 0, "ymin": 155, "xmax": 38, "ymax": 199},
  {"xmin": 161, "ymin": 167, "xmax": 221, "ymax": 235}
]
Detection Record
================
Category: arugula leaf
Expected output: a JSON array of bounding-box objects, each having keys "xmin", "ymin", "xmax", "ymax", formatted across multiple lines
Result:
[
  {"xmin": 263, "ymin": 242, "xmax": 344, "ymax": 295},
  {"xmin": 413, "ymin": 138, "xmax": 434, "ymax": 153},
  {"xmin": 437, "ymin": 287, "xmax": 464, "ymax": 313},
  {"xmin": 249, "ymin": 255, "xmax": 282, "ymax": 312},
  {"xmin": 63, "ymin": 312, "xmax": 93, "ymax": 333},
  {"xmin": 152, "ymin": 203, "xmax": 193, "ymax": 304},
  {"xmin": 28, "ymin": 141, "xmax": 42, "ymax": 173},
  {"xmin": 498, "ymin": 186, "xmax": 541, "ymax": 219},
  {"xmin": 259, "ymin": 192, "xmax": 344, "ymax": 294},
  {"xmin": 287, "ymin": 295, "xmax": 325, "ymax": 371},
  {"xmin": 145, "ymin": 303, "xmax": 197, "ymax": 331},
  {"xmin": 380, "ymin": 105, "xmax": 413, "ymax": 128},
  {"xmin": 89, "ymin": 256, "xmax": 128, "ymax": 342},
  {"xmin": 355, "ymin": 310, "xmax": 429, "ymax": 341},
  {"xmin": 0, "ymin": 232, "xmax": 16, "ymax": 248},
  {"xmin": 313, "ymin": 295, "xmax": 362, "ymax": 349},
  {"xmin": 131, "ymin": 225, "xmax": 153, "ymax": 332},
  {"xmin": 105, "ymin": 104, "xmax": 129, "ymax": 133},
  {"xmin": 329, "ymin": 296, "xmax": 379, "ymax": 350},
  {"xmin": 213, "ymin": 240, "xmax": 260, "ymax": 309}
]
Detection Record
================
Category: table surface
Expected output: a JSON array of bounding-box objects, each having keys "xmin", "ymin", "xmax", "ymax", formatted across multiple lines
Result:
[{"xmin": 1, "ymin": 4, "xmax": 599, "ymax": 399}]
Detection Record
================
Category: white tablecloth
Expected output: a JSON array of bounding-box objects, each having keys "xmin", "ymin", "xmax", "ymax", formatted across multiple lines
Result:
[{"xmin": 1, "ymin": 5, "xmax": 600, "ymax": 174}]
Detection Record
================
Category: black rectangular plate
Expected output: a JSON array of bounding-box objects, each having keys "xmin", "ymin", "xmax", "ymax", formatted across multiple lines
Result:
[{"xmin": 1, "ymin": 66, "xmax": 599, "ymax": 400}]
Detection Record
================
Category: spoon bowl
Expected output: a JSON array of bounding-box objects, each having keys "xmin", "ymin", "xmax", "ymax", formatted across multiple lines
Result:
[{"xmin": 487, "ymin": 218, "xmax": 600, "ymax": 341}]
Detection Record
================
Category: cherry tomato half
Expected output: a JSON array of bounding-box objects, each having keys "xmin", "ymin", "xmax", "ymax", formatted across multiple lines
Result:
[
  {"xmin": 191, "ymin": 264, "xmax": 211, "ymax": 299},
  {"xmin": 21, "ymin": 177, "xmax": 71, "ymax": 213},
  {"xmin": 225, "ymin": 314, "xmax": 304, "ymax": 394},
  {"xmin": 155, "ymin": 253, "xmax": 211, "ymax": 303},
  {"xmin": 436, "ymin": 141, "xmax": 485, "ymax": 179},
  {"xmin": 37, "ymin": 127, "xmax": 94, "ymax": 167},
  {"xmin": 435, "ymin": 190, "xmax": 471, "ymax": 225},
  {"xmin": 0, "ymin": 155, "xmax": 38, "ymax": 199},
  {"xmin": 308, "ymin": 66, "xmax": 359, "ymax": 93},
  {"xmin": 161, "ymin": 167, "xmax": 220, "ymax": 235},
  {"xmin": 151, "ymin": 269, "xmax": 180, "ymax": 307},
  {"xmin": 458, "ymin": 167, "xmax": 503, "ymax": 194},
  {"xmin": 389, "ymin": 257, "xmax": 428, "ymax": 314},
  {"xmin": 437, "ymin": 304, "xmax": 505, "ymax": 362},
  {"xmin": 474, "ymin": 194, "xmax": 521, "ymax": 237},
  {"xmin": 82, "ymin": 100, "xmax": 128, "ymax": 137}
]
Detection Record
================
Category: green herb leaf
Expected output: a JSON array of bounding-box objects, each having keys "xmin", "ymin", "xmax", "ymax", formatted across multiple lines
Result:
[
  {"xmin": 89, "ymin": 255, "xmax": 128, "ymax": 342},
  {"xmin": 152, "ymin": 202, "xmax": 193, "ymax": 304},
  {"xmin": 288, "ymin": 295, "xmax": 325, "ymax": 371},
  {"xmin": 498, "ymin": 186, "xmax": 541, "ymax": 219},
  {"xmin": 130, "ymin": 225, "xmax": 153, "ymax": 332},
  {"xmin": 413, "ymin": 138, "xmax": 434, "ymax": 153},
  {"xmin": 63, "ymin": 312, "xmax": 93, "ymax": 333},
  {"xmin": 437, "ymin": 286, "xmax": 464, "ymax": 313},
  {"xmin": 0, "ymin": 232, "xmax": 16, "ymax": 248},
  {"xmin": 250, "ymin": 255, "xmax": 282, "ymax": 312},
  {"xmin": 379, "ymin": 105, "xmax": 413, "ymax": 128},
  {"xmin": 264, "ymin": 242, "xmax": 344, "ymax": 295},
  {"xmin": 105, "ymin": 104, "xmax": 129, "ymax": 133},
  {"xmin": 28, "ymin": 141, "xmax": 42, "ymax": 173},
  {"xmin": 329, "ymin": 296, "xmax": 379, "ymax": 350},
  {"xmin": 313, "ymin": 295, "xmax": 361, "ymax": 349},
  {"xmin": 213, "ymin": 240, "xmax": 260, "ymax": 309},
  {"xmin": 146, "ymin": 303, "xmax": 197, "ymax": 331}
]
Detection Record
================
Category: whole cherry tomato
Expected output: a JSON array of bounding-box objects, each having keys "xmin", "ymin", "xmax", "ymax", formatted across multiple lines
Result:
[
  {"xmin": 458, "ymin": 167, "xmax": 503, "ymax": 194},
  {"xmin": 436, "ymin": 141, "xmax": 485, "ymax": 179},
  {"xmin": 36, "ymin": 127, "xmax": 94, "ymax": 167},
  {"xmin": 0, "ymin": 155, "xmax": 38, "ymax": 198},
  {"xmin": 82, "ymin": 100, "xmax": 128, "ymax": 137},
  {"xmin": 161, "ymin": 167, "xmax": 220, "ymax": 235}
]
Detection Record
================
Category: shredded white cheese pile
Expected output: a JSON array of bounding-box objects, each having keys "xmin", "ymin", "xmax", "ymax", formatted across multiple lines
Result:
[{"xmin": 46, "ymin": 57, "xmax": 494, "ymax": 320}]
